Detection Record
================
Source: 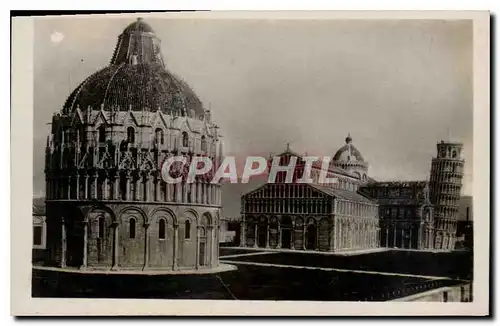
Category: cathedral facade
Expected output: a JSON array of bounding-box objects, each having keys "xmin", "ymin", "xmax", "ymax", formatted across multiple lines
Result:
[
  {"xmin": 240, "ymin": 140, "xmax": 380, "ymax": 252},
  {"xmin": 240, "ymin": 137, "xmax": 465, "ymax": 252},
  {"xmin": 43, "ymin": 19, "xmax": 223, "ymax": 271}
]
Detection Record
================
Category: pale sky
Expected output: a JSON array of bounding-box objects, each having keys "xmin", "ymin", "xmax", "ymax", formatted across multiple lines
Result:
[{"xmin": 33, "ymin": 15, "xmax": 473, "ymax": 215}]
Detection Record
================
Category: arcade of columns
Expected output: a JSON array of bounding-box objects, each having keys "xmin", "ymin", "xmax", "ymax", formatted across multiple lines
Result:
[{"xmin": 240, "ymin": 184, "xmax": 380, "ymax": 252}]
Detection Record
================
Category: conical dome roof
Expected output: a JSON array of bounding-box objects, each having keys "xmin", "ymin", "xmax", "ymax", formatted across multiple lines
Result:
[
  {"xmin": 333, "ymin": 134, "xmax": 365, "ymax": 162},
  {"xmin": 63, "ymin": 18, "xmax": 205, "ymax": 118}
]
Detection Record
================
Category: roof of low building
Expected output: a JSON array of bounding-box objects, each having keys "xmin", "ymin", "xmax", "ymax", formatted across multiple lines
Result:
[{"xmin": 32, "ymin": 197, "xmax": 46, "ymax": 216}]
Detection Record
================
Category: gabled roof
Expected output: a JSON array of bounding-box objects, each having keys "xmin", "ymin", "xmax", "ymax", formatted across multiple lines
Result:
[
  {"xmin": 242, "ymin": 182, "xmax": 376, "ymax": 204},
  {"xmin": 309, "ymin": 183, "xmax": 376, "ymax": 204}
]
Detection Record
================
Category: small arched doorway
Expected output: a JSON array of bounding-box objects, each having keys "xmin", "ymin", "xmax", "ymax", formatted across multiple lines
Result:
[
  {"xmin": 306, "ymin": 221, "xmax": 317, "ymax": 250},
  {"xmin": 281, "ymin": 216, "xmax": 293, "ymax": 249}
]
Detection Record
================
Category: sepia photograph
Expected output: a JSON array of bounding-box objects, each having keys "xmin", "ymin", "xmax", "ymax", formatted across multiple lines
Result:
[{"xmin": 11, "ymin": 10, "xmax": 490, "ymax": 316}]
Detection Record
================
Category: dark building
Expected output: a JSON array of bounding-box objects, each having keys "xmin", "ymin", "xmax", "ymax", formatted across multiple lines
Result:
[
  {"xmin": 456, "ymin": 196, "xmax": 473, "ymax": 250},
  {"xmin": 359, "ymin": 181, "xmax": 434, "ymax": 250}
]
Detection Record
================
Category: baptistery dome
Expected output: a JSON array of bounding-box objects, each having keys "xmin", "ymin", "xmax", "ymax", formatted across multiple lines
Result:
[{"xmin": 63, "ymin": 18, "xmax": 204, "ymax": 118}]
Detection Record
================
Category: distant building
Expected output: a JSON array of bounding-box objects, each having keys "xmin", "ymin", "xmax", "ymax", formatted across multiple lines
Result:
[
  {"xmin": 361, "ymin": 141, "xmax": 465, "ymax": 251},
  {"xmin": 33, "ymin": 197, "xmax": 47, "ymax": 263},
  {"xmin": 456, "ymin": 196, "xmax": 473, "ymax": 250},
  {"xmin": 359, "ymin": 181, "xmax": 434, "ymax": 250},
  {"xmin": 240, "ymin": 139, "xmax": 380, "ymax": 252},
  {"xmin": 33, "ymin": 197, "xmax": 46, "ymax": 249}
]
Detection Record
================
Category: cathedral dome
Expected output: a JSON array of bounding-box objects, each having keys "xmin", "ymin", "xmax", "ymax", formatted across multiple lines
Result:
[
  {"xmin": 333, "ymin": 134, "xmax": 365, "ymax": 162},
  {"xmin": 123, "ymin": 17, "xmax": 155, "ymax": 34},
  {"xmin": 63, "ymin": 18, "xmax": 205, "ymax": 119}
]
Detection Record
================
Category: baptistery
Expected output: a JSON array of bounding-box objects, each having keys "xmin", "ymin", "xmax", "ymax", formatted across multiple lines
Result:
[{"xmin": 44, "ymin": 18, "xmax": 223, "ymax": 271}]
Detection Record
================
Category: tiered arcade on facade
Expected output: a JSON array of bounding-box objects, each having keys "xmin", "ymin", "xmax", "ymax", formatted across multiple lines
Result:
[
  {"xmin": 44, "ymin": 18, "xmax": 223, "ymax": 271},
  {"xmin": 240, "ymin": 143, "xmax": 380, "ymax": 252}
]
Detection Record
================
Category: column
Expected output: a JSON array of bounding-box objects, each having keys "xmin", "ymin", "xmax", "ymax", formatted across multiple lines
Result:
[
  {"xmin": 204, "ymin": 184, "xmax": 208, "ymax": 204},
  {"xmin": 401, "ymin": 228, "xmax": 405, "ymax": 249},
  {"xmin": 291, "ymin": 221, "xmax": 295, "ymax": 250},
  {"xmin": 67, "ymin": 176, "xmax": 71, "ymax": 199},
  {"xmin": 104, "ymin": 177, "xmax": 109, "ymax": 200},
  {"xmin": 94, "ymin": 174, "xmax": 98, "ymax": 199},
  {"xmin": 302, "ymin": 224, "xmax": 306, "ymax": 250},
  {"xmin": 393, "ymin": 225, "xmax": 397, "ymax": 247},
  {"xmin": 316, "ymin": 223, "xmax": 319, "ymax": 251},
  {"xmin": 84, "ymin": 175, "xmax": 89, "ymax": 199},
  {"xmin": 114, "ymin": 177, "xmax": 119, "ymax": 200},
  {"xmin": 208, "ymin": 225, "xmax": 214, "ymax": 266},
  {"xmin": 386, "ymin": 227, "xmax": 389, "ymax": 248},
  {"xmin": 176, "ymin": 183, "xmax": 182, "ymax": 202},
  {"xmin": 409, "ymin": 228, "xmax": 413, "ymax": 250},
  {"xmin": 173, "ymin": 223, "xmax": 179, "ymax": 270},
  {"xmin": 147, "ymin": 176, "xmax": 152, "ymax": 201},
  {"xmin": 166, "ymin": 183, "xmax": 171, "ymax": 202},
  {"xmin": 253, "ymin": 223, "xmax": 258, "ymax": 248},
  {"xmin": 207, "ymin": 184, "xmax": 212, "ymax": 205},
  {"xmin": 195, "ymin": 226, "xmax": 201, "ymax": 269},
  {"xmin": 125, "ymin": 175, "xmax": 130, "ymax": 200},
  {"xmin": 61, "ymin": 218, "xmax": 67, "ymax": 268},
  {"xmin": 277, "ymin": 224, "xmax": 282, "ymax": 249},
  {"xmin": 76, "ymin": 176, "xmax": 80, "ymax": 200},
  {"xmin": 81, "ymin": 221, "xmax": 88, "ymax": 269},
  {"xmin": 112, "ymin": 222, "xmax": 119, "ymax": 270},
  {"xmin": 191, "ymin": 182, "xmax": 196, "ymax": 203},
  {"xmin": 196, "ymin": 182, "xmax": 201, "ymax": 203},
  {"xmin": 266, "ymin": 222, "xmax": 270, "ymax": 248},
  {"xmin": 337, "ymin": 222, "xmax": 341, "ymax": 249},
  {"xmin": 140, "ymin": 223, "xmax": 149, "ymax": 270},
  {"xmin": 155, "ymin": 179, "xmax": 160, "ymax": 202},
  {"xmin": 240, "ymin": 219, "xmax": 246, "ymax": 247}
]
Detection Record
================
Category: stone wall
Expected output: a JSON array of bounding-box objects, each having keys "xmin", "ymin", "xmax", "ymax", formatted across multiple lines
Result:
[{"xmin": 394, "ymin": 283, "xmax": 472, "ymax": 302}]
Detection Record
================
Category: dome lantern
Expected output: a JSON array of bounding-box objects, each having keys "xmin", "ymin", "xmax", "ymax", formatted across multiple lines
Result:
[{"xmin": 63, "ymin": 18, "xmax": 205, "ymax": 118}]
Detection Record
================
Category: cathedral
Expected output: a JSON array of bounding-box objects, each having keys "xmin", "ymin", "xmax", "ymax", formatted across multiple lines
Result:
[
  {"xmin": 240, "ymin": 137, "xmax": 380, "ymax": 252},
  {"xmin": 43, "ymin": 18, "xmax": 223, "ymax": 271},
  {"xmin": 240, "ymin": 136, "xmax": 465, "ymax": 252}
]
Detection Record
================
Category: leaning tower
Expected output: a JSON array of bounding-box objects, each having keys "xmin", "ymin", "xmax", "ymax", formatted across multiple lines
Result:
[{"xmin": 429, "ymin": 141, "xmax": 465, "ymax": 250}]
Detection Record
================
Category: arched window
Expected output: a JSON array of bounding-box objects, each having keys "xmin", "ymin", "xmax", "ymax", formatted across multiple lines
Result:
[
  {"xmin": 98, "ymin": 216, "xmax": 105, "ymax": 238},
  {"xmin": 182, "ymin": 132, "xmax": 189, "ymax": 148},
  {"xmin": 201, "ymin": 135, "xmax": 207, "ymax": 152},
  {"xmin": 129, "ymin": 218, "xmax": 136, "ymax": 239},
  {"xmin": 127, "ymin": 127, "xmax": 135, "ymax": 144},
  {"xmin": 155, "ymin": 128, "xmax": 164, "ymax": 145},
  {"xmin": 98, "ymin": 126, "xmax": 106, "ymax": 143},
  {"xmin": 159, "ymin": 219, "xmax": 166, "ymax": 240},
  {"xmin": 185, "ymin": 220, "xmax": 191, "ymax": 239}
]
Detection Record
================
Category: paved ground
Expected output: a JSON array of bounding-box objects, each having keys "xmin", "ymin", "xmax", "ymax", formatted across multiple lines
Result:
[
  {"xmin": 220, "ymin": 249, "xmax": 472, "ymax": 280},
  {"xmin": 32, "ymin": 247, "xmax": 472, "ymax": 301}
]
